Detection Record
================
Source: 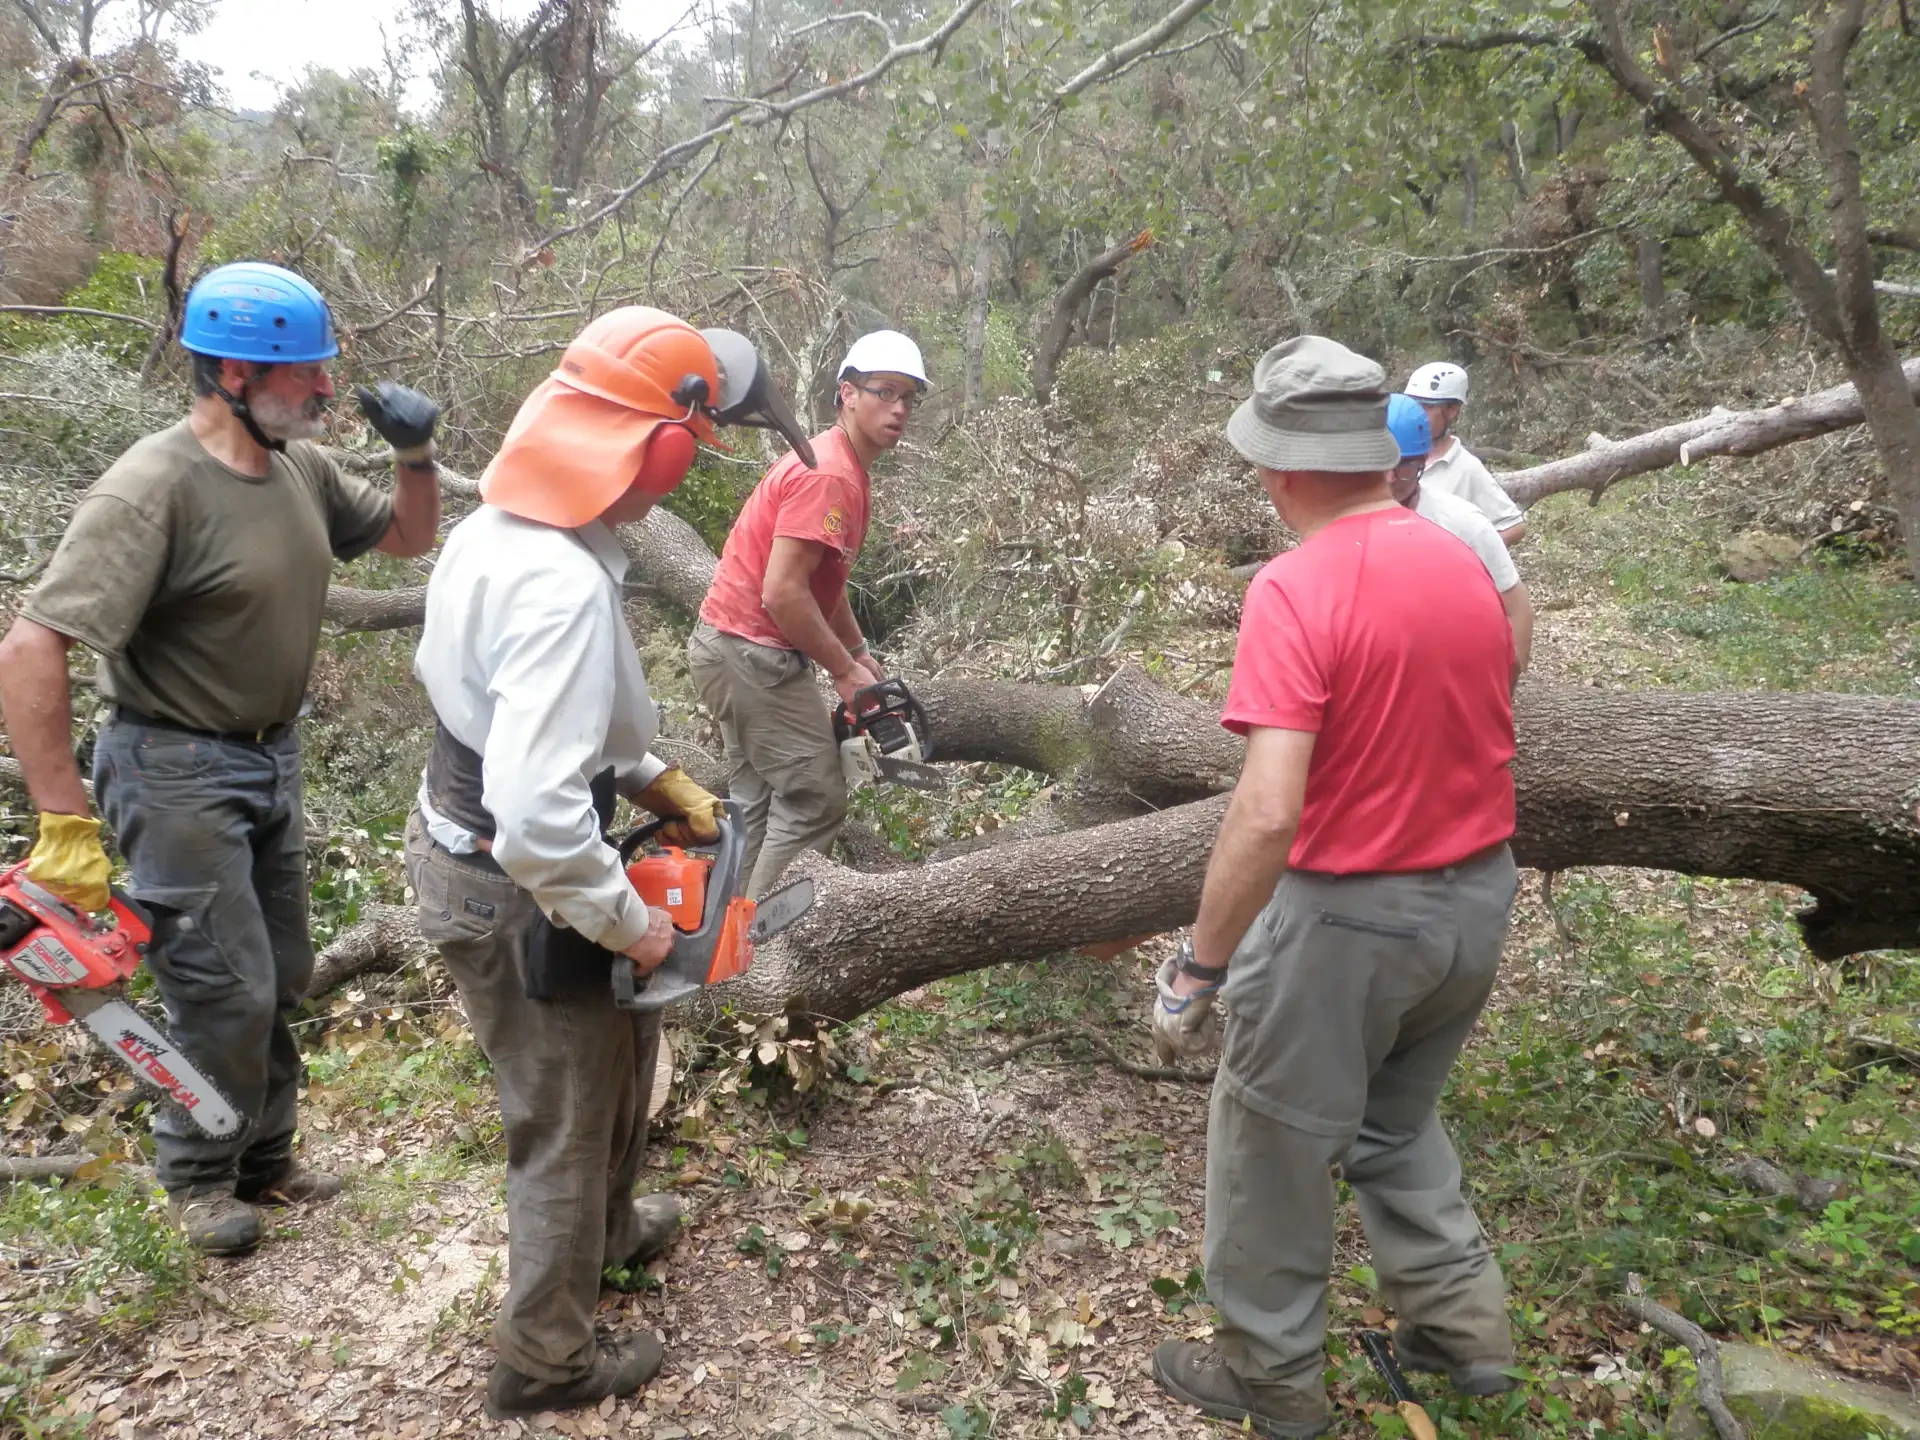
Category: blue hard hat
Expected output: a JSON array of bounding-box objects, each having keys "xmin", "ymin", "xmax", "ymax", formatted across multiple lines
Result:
[
  {"xmin": 180, "ymin": 262, "xmax": 338, "ymax": 364},
  {"xmin": 1387, "ymin": 393, "xmax": 1431, "ymax": 461}
]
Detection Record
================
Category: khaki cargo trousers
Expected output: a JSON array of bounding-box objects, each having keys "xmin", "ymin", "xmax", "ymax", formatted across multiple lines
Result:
[
  {"xmin": 687, "ymin": 622, "xmax": 848, "ymax": 897},
  {"xmin": 403, "ymin": 812, "xmax": 661, "ymax": 1383},
  {"xmin": 1205, "ymin": 845, "xmax": 1519, "ymax": 1392}
]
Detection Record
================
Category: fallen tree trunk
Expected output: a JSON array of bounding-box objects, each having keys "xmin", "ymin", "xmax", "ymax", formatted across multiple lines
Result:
[
  {"xmin": 324, "ymin": 585, "xmax": 427, "ymax": 632},
  {"xmin": 1499, "ymin": 356, "xmax": 1920, "ymax": 505},
  {"xmin": 304, "ymin": 662, "xmax": 1920, "ymax": 1017}
]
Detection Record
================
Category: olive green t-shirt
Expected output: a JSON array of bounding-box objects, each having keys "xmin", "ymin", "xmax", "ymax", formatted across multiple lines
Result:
[{"xmin": 23, "ymin": 421, "xmax": 393, "ymax": 732}]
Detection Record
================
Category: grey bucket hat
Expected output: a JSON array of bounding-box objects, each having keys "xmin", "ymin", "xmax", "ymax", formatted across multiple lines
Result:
[{"xmin": 1226, "ymin": 336, "xmax": 1402, "ymax": 473}]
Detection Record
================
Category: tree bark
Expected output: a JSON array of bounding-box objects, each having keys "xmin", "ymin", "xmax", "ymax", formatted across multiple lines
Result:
[
  {"xmin": 324, "ymin": 586, "xmax": 427, "ymax": 632},
  {"xmin": 1497, "ymin": 356, "xmax": 1920, "ymax": 506},
  {"xmin": 1636, "ymin": 233, "xmax": 1665, "ymax": 317},
  {"xmin": 1032, "ymin": 230, "xmax": 1153, "ymax": 406}
]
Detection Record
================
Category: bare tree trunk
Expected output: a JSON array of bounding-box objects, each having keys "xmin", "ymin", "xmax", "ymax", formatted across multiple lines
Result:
[
  {"xmin": 1032, "ymin": 230, "xmax": 1153, "ymax": 406},
  {"xmin": 138, "ymin": 208, "xmax": 189, "ymax": 384},
  {"xmin": 1462, "ymin": 152, "xmax": 1480, "ymax": 230},
  {"xmin": 545, "ymin": 0, "xmax": 610, "ymax": 202},
  {"xmin": 1636, "ymin": 233, "xmax": 1665, "ymax": 317},
  {"xmin": 964, "ymin": 219, "xmax": 994, "ymax": 409},
  {"xmin": 1805, "ymin": 0, "xmax": 1920, "ymax": 572},
  {"xmin": 1500, "ymin": 117, "xmax": 1530, "ymax": 199}
]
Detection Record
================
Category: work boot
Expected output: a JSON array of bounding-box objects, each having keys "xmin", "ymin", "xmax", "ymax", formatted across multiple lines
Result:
[
  {"xmin": 484, "ymin": 1330, "xmax": 665, "ymax": 1420},
  {"xmin": 237, "ymin": 1163, "xmax": 344, "ymax": 1206},
  {"xmin": 612, "ymin": 1193, "xmax": 683, "ymax": 1270},
  {"xmin": 1151, "ymin": 1340, "xmax": 1329, "ymax": 1438},
  {"xmin": 168, "ymin": 1186, "xmax": 261, "ymax": 1256},
  {"xmin": 1393, "ymin": 1323, "xmax": 1516, "ymax": 1396}
]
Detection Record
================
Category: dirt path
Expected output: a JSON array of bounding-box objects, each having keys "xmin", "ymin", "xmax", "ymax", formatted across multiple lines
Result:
[{"xmin": 52, "ymin": 1051, "xmax": 1271, "ymax": 1439}]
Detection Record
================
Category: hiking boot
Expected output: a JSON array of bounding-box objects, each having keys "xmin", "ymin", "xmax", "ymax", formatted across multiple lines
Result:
[
  {"xmin": 168, "ymin": 1186, "xmax": 261, "ymax": 1256},
  {"xmin": 485, "ymin": 1331, "xmax": 665, "ymax": 1420},
  {"xmin": 1151, "ymin": 1340, "xmax": 1329, "ymax": 1438},
  {"xmin": 1393, "ymin": 1323, "xmax": 1516, "ymax": 1396},
  {"xmin": 610, "ymin": 1193, "xmax": 683, "ymax": 1271},
  {"xmin": 237, "ymin": 1164, "xmax": 344, "ymax": 1206}
]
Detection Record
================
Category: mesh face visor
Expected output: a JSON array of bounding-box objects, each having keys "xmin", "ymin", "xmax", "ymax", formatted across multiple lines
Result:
[{"xmin": 702, "ymin": 329, "xmax": 817, "ymax": 468}]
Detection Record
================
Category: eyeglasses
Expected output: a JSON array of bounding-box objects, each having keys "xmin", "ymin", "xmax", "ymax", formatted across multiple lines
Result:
[{"xmin": 852, "ymin": 382, "xmax": 921, "ymax": 410}]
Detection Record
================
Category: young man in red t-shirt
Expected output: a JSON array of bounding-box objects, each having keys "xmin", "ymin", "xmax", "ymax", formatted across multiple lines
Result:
[
  {"xmin": 1148, "ymin": 337, "xmax": 1521, "ymax": 1439},
  {"xmin": 688, "ymin": 330, "xmax": 928, "ymax": 895}
]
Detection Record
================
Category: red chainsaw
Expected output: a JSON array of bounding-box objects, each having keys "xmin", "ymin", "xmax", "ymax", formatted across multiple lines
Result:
[{"xmin": 0, "ymin": 862, "xmax": 244, "ymax": 1139}]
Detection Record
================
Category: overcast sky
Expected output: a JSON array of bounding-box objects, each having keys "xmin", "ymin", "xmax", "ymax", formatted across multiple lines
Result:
[{"xmin": 173, "ymin": 0, "xmax": 690, "ymax": 114}]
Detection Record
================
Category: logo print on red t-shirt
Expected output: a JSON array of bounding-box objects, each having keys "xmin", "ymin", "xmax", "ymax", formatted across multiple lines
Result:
[{"xmin": 822, "ymin": 505, "xmax": 846, "ymax": 538}]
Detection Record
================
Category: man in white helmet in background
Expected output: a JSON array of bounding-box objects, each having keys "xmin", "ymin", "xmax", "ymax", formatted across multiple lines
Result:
[
  {"xmin": 1402, "ymin": 361, "xmax": 1527, "ymax": 545},
  {"xmin": 689, "ymin": 329, "xmax": 929, "ymax": 895}
]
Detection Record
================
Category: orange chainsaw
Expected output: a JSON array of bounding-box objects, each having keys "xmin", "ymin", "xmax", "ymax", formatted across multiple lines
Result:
[
  {"xmin": 609, "ymin": 799, "xmax": 813, "ymax": 1012},
  {"xmin": 0, "ymin": 862, "xmax": 244, "ymax": 1138}
]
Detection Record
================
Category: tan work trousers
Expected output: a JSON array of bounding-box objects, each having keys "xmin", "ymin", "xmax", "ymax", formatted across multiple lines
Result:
[
  {"xmin": 1205, "ymin": 845, "xmax": 1519, "ymax": 1392},
  {"xmin": 687, "ymin": 622, "xmax": 848, "ymax": 897},
  {"xmin": 403, "ymin": 812, "xmax": 661, "ymax": 1383}
]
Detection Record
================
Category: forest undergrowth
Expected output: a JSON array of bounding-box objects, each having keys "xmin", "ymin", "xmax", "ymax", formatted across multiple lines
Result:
[{"xmin": 3, "ymin": 415, "xmax": 1918, "ymax": 1437}]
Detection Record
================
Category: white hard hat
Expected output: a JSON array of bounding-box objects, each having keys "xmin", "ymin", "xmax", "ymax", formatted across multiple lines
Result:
[
  {"xmin": 1405, "ymin": 361, "xmax": 1469, "ymax": 405},
  {"xmin": 838, "ymin": 330, "xmax": 929, "ymax": 389}
]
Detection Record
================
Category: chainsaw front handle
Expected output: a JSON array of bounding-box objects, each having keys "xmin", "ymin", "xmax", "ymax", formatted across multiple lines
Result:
[{"xmin": 611, "ymin": 797, "xmax": 746, "ymax": 1013}]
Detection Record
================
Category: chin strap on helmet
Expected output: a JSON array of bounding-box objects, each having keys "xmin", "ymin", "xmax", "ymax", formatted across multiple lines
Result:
[{"xmin": 211, "ymin": 375, "xmax": 286, "ymax": 454}]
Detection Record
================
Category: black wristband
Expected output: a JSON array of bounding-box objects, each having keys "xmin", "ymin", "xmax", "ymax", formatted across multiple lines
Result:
[{"xmin": 1176, "ymin": 939, "xmax": 1228, "ymax": 984}]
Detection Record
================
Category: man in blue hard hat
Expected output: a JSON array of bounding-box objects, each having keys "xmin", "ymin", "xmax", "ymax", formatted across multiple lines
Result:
[
  {"xmin": 0, "ymin": 261, "xmax": 443, "ymax": 1255},
  {"xmin": 1387, "ymin": 394, "xmax": 1533, "ymax": 685}
]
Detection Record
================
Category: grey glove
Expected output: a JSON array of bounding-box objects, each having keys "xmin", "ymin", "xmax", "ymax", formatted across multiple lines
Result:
[
  {"xmin": 354, "ymin": 380, "xmax": 439, "ymax": 462},
  {"xmin": 1151, "ymin": 953, "xmax": 1219, "ymax": 1065}
]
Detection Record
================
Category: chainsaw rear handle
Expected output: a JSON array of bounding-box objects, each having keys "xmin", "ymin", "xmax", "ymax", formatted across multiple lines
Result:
[
  {"xmin": 610, "ymin": 797, "xmax": 746, "ymax": 1013},
  {"xmin": 833, "ymin": 677, "xmax": 934, "ymax": 759}
]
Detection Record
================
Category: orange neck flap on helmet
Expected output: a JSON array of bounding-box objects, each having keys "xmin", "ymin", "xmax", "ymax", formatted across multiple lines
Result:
[{"xmin": 481, "ymin": 307, "xmax": 721, "ymax": 529}]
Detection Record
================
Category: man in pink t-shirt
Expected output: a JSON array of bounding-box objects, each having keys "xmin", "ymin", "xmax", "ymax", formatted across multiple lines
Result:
[
  {"xmin": 1148, "ymin": 337, "xmax": 1520, "ymax": 1439},
  {"xmin": 689, "ymin": 330, "xmax": 928, "ymax": 894}
]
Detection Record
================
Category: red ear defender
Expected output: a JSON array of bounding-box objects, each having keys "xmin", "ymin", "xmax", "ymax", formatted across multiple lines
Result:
[{"xmin": 633, "ymin": 423, "xmax": 697, "ymax": 496}]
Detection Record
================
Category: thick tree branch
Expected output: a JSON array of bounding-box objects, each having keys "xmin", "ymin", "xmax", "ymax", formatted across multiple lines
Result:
[
  {"xmin": 1498, "ymin": 355, "xmax": 1920, "ymax": 504},
  {"xmin": 1033, "ymin": 230, "xmax": 1153, "ymax": 405},
  {"xmin": 1052, "ymin": 0, "xmax": 1220, "ymax": 101},
  {"xmin": 0, "ymin": 304, "xmax": 155, "ymax": 328}
]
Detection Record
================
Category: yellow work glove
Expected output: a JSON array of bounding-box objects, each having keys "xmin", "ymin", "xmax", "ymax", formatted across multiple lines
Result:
[
  {"xmin": 26, "ymin": 812, "xmax": 113, "ymax": 913},
  {"xmin": 635, "ymin": 767, "xmax": 724, "ymax": 848}
]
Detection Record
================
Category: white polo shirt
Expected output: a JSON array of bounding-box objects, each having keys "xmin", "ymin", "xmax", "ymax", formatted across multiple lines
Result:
[{"xmin": 1421, "ymin": 436, "xmax": 1524, "ymax": 533}]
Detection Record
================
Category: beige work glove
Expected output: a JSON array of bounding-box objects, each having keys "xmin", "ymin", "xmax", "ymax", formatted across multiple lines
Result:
[
  {"xmin": 27, "ymin": 812, "xmax": 113, "ymax": 913},
  {"xmin": 635, "ymin": 767, "xmax": 724, "ymax": 847},
  {"xmin": 1151, "ymin": 954, "xmax": 1220, "ymax": 1065}
]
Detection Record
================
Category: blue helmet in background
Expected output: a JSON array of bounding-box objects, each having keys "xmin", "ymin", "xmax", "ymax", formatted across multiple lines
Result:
[
  {"xmin": 180, "ymin": 262, "xmax": 338, "ymax": 364},
  {"xmin": 1386, "ymin": 393, "xmax": 1431, "ymax": 462}
]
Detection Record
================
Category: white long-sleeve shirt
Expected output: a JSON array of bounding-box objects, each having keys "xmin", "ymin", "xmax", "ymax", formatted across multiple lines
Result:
[
  {"xmin": 414, "ymin": 506, "xmax": 668, "ymax": 952},
  {"xmin": 1421, "ymin": 436, "xmax": 1525, "ymax": 533}
]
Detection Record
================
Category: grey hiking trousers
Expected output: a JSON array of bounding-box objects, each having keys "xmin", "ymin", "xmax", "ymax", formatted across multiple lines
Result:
[
  {"xmin": 1204, "ymin": 844, "xmax": 1519, "ymax": 1391},
  {"xmin": 686, "ymin": 623, "xmax": 848, "ymax": 897},
  {"xmin": 404, "ymin": 812, "xmax": 662, "ymax": 1383},
  {"xmin": 93, "ymin": 716, "xmax": 312, "ymax": 1194}
]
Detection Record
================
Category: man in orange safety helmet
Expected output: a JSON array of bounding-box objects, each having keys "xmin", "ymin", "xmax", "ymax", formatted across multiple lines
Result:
[{"xmin": 404, "ymin": 307, "xmax": 813, "ymax": 1421}]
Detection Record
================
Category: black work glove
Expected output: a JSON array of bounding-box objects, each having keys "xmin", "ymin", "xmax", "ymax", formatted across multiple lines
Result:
[{"xmin": 354, "ymin": 381, "xmax": 439, "ymax": 461}]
